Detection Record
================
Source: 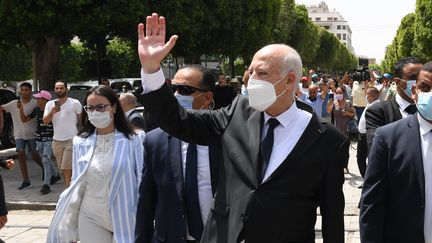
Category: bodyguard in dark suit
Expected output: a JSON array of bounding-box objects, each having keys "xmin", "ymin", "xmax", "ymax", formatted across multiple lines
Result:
[
  {"xmin": 365, "ymin": 57, "xmax": 422, "ymax": 150},
  {"xmin": 136, "ymin": 14, "xmax": 350, "ymax": 243},
  {"xmin": 135, "ymin": 66, "xmax": 220, "ymax": 243},
  {"xmin": 119, "ymin": 92, "xmax": 147, "ymax": 130},
  {"xmin": 360, "ymin": 63, "xmax": 432, "ymax": 242}
]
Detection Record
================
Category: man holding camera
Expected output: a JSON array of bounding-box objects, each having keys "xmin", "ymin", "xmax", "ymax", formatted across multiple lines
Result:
[{"xmin": 352, "ymin": 69, "xmax": 376, "ymax": 120}]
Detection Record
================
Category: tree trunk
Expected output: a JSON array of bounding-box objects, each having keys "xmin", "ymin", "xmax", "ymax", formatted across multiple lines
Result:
[
  {"xmin": 229, "ymin": 55, "xmax": 235, "ymax": 78},
  {"xmin": 26, "ymin": 37, "xmax": 61, "ymax": 90}
]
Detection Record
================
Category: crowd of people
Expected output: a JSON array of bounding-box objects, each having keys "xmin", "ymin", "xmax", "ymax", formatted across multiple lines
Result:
[{"xmin": 0, "ymin": 13, "xmax": 430, "ymax": 243}]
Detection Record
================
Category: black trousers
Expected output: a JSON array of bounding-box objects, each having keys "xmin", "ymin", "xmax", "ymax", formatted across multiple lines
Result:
[{"xmin": 357, "ymin": 133, "xmax": 368, "ymax": 178}]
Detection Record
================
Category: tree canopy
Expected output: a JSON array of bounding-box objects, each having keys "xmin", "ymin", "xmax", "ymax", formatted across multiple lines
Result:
[{"xmin": 0, "ymin": 0, "xmax": 359, "ymax": 87}]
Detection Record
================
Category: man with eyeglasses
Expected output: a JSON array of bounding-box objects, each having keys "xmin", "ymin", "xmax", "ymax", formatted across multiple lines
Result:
[
  {"xmin": 43, "ymin": 80, "xmax": 82, "ymax": 188},
  {"xmin": 135, "ymin": 65, "xmax": 220, "ymax": 243}
]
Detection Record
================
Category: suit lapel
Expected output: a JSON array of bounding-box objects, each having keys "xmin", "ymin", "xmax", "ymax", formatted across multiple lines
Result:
[
  {"xmin": 407, "ymin": 116, "xmax": 425, "ymax": 201},
  {"xmin": 264, "ymin": 114, "xmax": 326, "ymax": 183},
  {"xmin": 209, "ymin": 145, "xmax": 220, "ymax": 195},
  {"xmin": 247, "ymin": 110, "xmax": 263, "ymax": 187},
  {"xmin": 390, "ymin": 98, "xmax": 402, "ymax": 120},
  {"xmin": 168, "ymin": 135, "xmax": 184, "ymax": 201}
]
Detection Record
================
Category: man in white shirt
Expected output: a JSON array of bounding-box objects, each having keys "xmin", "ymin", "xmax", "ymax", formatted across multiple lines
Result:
[
  {"xmin": 0, "ymin": 82, "xmax": 43, "ymax": 189},
  {"xmin": 119, "ymin": 93, "xmax": 146, "ymax": 130},
  {"xmin": 360, "ymin": 61, "xmax": 432, "ymax": 243},
  {"xmin": 357, "ymin": 87, "xmax": 380, "ymax": 184},
  {"xmin": 365, "ymin": 57, "xmax": 423, "ymax": 151},
  {"xmin": 136, "ymin": 14, "xmax": 349, "ymax": 243},
  {"xmin": 135, "ymin": 66, "xmax": 220, "ymax": 243},
  {"xmin": 43, "ymin": 80, "xmax": 82, "ymax": 187}
]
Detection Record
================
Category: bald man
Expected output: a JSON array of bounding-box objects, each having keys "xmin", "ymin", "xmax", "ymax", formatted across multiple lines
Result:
[
  {"xmin": 137, "ymin": 13, "xmax": 349, "ymax": 243},
  {"xmin": 357, "ymin": 87, "xmax": 380, "ymax": 181},
  {"xmin": 301, "ymin": 84, "xmax": 327, "ymax": 117},
  {"xmin": 119, "ymin": 93, "xmax": 146, "ymax": 130}
]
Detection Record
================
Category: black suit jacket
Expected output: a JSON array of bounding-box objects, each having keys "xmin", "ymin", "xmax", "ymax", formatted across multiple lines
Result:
[
  {"xmin": 135, "ymin": 128, "xmax": 220, "ymax": 243},
  {"xmin": 0, "ymin": 174, "xmax": 6, "ymax": 216},
  {"xmin": 127, "ymin": 109, "xmax": 147, "ymax": 131},
  {"xmin": 365, "ymin": 97, "xmax": 402, "ymax": 150},
  {"xmin": 139, "ymin": 84, "xmax": 350, "ymax": 243},
  {"xmin": 360, "ymin": 115, "xmax": 425, "ymax": 242}
]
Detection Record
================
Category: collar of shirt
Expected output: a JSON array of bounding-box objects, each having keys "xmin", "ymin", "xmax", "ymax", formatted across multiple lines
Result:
[
  {"xmin": 366, "ymin": 99, "xmax": 380, "ymax": 109},
  {"xmin": 395, "ymin": 92, "xmax": 413, "ymax": 111},
  {"xmin": 264, "ymin": 101, "xmax": 300, "ymax": 129},
  {"xmin": 418, "ymin": 113, "xmax": 432, "ymax": 136},
  {"xmin": 124, "ymin": 108, "xmax": 136, "ymax": 118}
]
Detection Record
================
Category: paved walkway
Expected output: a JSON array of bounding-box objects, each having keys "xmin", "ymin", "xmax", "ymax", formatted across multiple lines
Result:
[{"xmin": 0, "ymin": 143, "xmax": 364, "ymax": 242}]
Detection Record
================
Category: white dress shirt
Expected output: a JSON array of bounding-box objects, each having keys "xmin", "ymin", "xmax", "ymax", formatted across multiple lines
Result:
[
  {"xmin": 181, "ymin": 142, "xmax": 213, "ymax": 240},
  {"xmin": 358, "ymin": 99, "xmax": 380, "ymax": 134},
  {"xmin": 396, "ymin": 93, "xmax": 415, "ymax": 118},
  {"xmin": 141, "ymin": 68, "xmax": 213, "ymax": 240},
  {"xmin": 262, "ymin": 102, "xmax": 312, "ymax": 182},
  {"xmin": 418, "ymin": 114, "xmax": 432, "ymax": 243}
]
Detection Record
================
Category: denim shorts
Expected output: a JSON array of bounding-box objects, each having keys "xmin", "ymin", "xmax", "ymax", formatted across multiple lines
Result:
[{"xmin": 15, "ymin": 138, "xmax": 37, "ymax": 153}]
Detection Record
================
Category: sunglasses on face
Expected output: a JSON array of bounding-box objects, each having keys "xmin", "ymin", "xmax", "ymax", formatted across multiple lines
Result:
[
  {"xmin": 169, "ymin": 84, "xmax": 208, "ymax": 95},
  {"xmin": 83, "ymin": 104, "xmax": 111, "ymax": 113}
]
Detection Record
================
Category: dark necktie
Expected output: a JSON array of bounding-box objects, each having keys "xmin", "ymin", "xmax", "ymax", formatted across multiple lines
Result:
[
  {"xmin": 184, "ymin": 143, "xmax": 204, "ymax": 240},
  {"xmin": 260, "ymin": 118, "xmax": 280, "ymax": 182},
  {"xmin": 405, "ymin": 104, "xmax": 417, "ymax": 115}
]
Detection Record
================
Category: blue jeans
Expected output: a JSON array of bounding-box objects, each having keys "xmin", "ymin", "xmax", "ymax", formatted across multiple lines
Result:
[{"xmin": 36, "ymin": 140, "xmax": 58, "ymax": 185}]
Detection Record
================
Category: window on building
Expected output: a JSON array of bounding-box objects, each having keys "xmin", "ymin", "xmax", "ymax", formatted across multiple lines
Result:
[
  {"xmin": 324, "ymin": 26, "xmax": 330, "ymax": 30},
  {"xmin": 343, "ymin": 25, "xmax": 346, "ymax": 30},
  {"xmin": 334, "ymin": 17, "xmax": 338, "ymax": 20},
  {"xmin": 315, "ymin": 17, "xmax": 321, "ymax": 21},
  {"xmin": 337, "ymin": 25, "xmax": 341, "ymax": 30},
  {"xmin": 343, "ymin": 33, "xmax": 346, "ymax": 40},
  {"xmin": 337, "ymin": 34, "xmax": 341, "ymax": 40},
  {"xmin": 327, "ymin": 17, "xmax": 332, "ymax": 21}
]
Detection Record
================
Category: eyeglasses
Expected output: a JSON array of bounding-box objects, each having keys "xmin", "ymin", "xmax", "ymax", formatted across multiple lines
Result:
[
  {"xmin": 83, "ymin": 104, "xmax": 111, "ymax": 113},
  {"xmin": 169, "ymin": 84, "xmax": 208, "ymax": 95}
]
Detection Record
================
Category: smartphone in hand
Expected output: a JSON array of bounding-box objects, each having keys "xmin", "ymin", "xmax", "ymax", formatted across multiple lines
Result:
[
  {"xmin": 329, "ymin": 93, "xmax": 334, "ymax": 100},
  {"xmin": 54, "ymin": 100, "xmax": 61, "ymax": 111}
]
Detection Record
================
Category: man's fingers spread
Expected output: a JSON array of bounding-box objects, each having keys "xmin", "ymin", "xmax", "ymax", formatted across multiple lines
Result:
[
  {"xmin": 159, "ymin": 16, "xmax": 166, "ymax": 37},
  {"xmin": 145, "ymin": 16, "xmax": 152, "ymax": 37}
]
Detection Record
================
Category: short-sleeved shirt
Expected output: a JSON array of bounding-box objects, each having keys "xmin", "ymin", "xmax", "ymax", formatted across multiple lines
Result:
[
  {"xmin": 3, "ymin": 99, "xmax": 37, "ymax": 140},
  {"xmin": 28, "ymin": 107, "xmax": 53, "ymax": 141},
  {"xmin": 44, "ymin": 97, "xmax": 82, "ymax": 141}
]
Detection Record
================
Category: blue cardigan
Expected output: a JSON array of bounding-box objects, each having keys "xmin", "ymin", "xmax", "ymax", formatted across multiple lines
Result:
[{"xmin": 47, "ymin": 130, "xmax": 144, "ymax": 243}]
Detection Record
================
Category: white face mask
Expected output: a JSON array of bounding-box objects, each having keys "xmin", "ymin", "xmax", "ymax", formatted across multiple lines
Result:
[
  {"xmin": 247, "ymin": 73, "xmax": 289, "ymax": 111},
  {"xmin": 88, "ymin": 111, "xmax": 112, "ymax": 129}
]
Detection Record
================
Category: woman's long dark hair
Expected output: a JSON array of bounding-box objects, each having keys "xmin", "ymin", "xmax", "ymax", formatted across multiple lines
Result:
[{"xmin": 79, "ymin": 85, "xmax": 135, "ymax": 139}]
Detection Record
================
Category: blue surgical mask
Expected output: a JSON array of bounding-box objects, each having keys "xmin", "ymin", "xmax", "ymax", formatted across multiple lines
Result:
[
  {"xmin": 174, "ymin": 93, "xmax": 193, "ymax": 109},
  {"xmin": 401, "ymin": 79, "xmax": 416, "ymax": 97},
  {"xmin": 417, "ymin": 91, "xmax": 432, "ymax": 120}
]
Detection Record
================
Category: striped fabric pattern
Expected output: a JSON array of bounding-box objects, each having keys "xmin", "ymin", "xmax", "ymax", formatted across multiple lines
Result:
[{"xmin": 47, "ymin": 130, "xmax": 144, "ymax": 243}]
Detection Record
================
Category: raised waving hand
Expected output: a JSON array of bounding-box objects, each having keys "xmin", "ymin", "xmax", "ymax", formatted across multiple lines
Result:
[{"xmin": 138, "ymin": 13, "xmax": 178, "ymax": 73}]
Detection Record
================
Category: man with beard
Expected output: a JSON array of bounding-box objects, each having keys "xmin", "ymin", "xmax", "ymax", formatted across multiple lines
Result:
[
  {"xmin": 43, "ymin": 80, "xmax": 82, "ymax": 187},
  {"xmin": 0, "ymin": 82, "xmax": 44, "ymax": 189}
]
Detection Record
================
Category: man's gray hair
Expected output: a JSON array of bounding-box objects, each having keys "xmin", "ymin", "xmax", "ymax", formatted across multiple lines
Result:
[
  {"xmin": 119, "ymin": 92, "xmax": 137, "ymax": 107},
  {"xmin": 280, "ymin": 46, "xmax": 303, "ymax": 85}
]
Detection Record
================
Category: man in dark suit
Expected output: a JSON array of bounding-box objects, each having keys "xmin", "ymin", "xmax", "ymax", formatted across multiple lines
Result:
[
  {"xmin": 135, "ymin": 66, "xmax": 220, "ymax": 243},
  {"xmin": 365, "ymin": 57, "xmax": 422, "ymax": 150},
  {"xmin": 360, "ymin": 62, "xmax": 432, "ymax": 242},
  {"xmin": 119, "ymin": 92, "xmax": 146, "ymax": 130},
  {"xmin": 136, "ymin": 14, "xmax": 350, "ymax": 243}
]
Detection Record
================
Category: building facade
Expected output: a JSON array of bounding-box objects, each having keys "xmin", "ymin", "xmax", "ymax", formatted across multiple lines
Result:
[{"xmin": 307, "ymin": 2, "xmax": 355, "ymax": 54}]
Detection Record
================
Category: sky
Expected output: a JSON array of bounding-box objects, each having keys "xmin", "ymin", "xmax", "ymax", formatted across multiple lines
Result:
[{"xmin": 295, "ymin": 0, "xmax": 417, "ymax": 63}]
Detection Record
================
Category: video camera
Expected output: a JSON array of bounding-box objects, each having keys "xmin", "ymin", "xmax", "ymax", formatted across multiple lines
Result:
[{"xmin": 350, "ymin": 66, "xmax": 370, "ymax": 82}]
